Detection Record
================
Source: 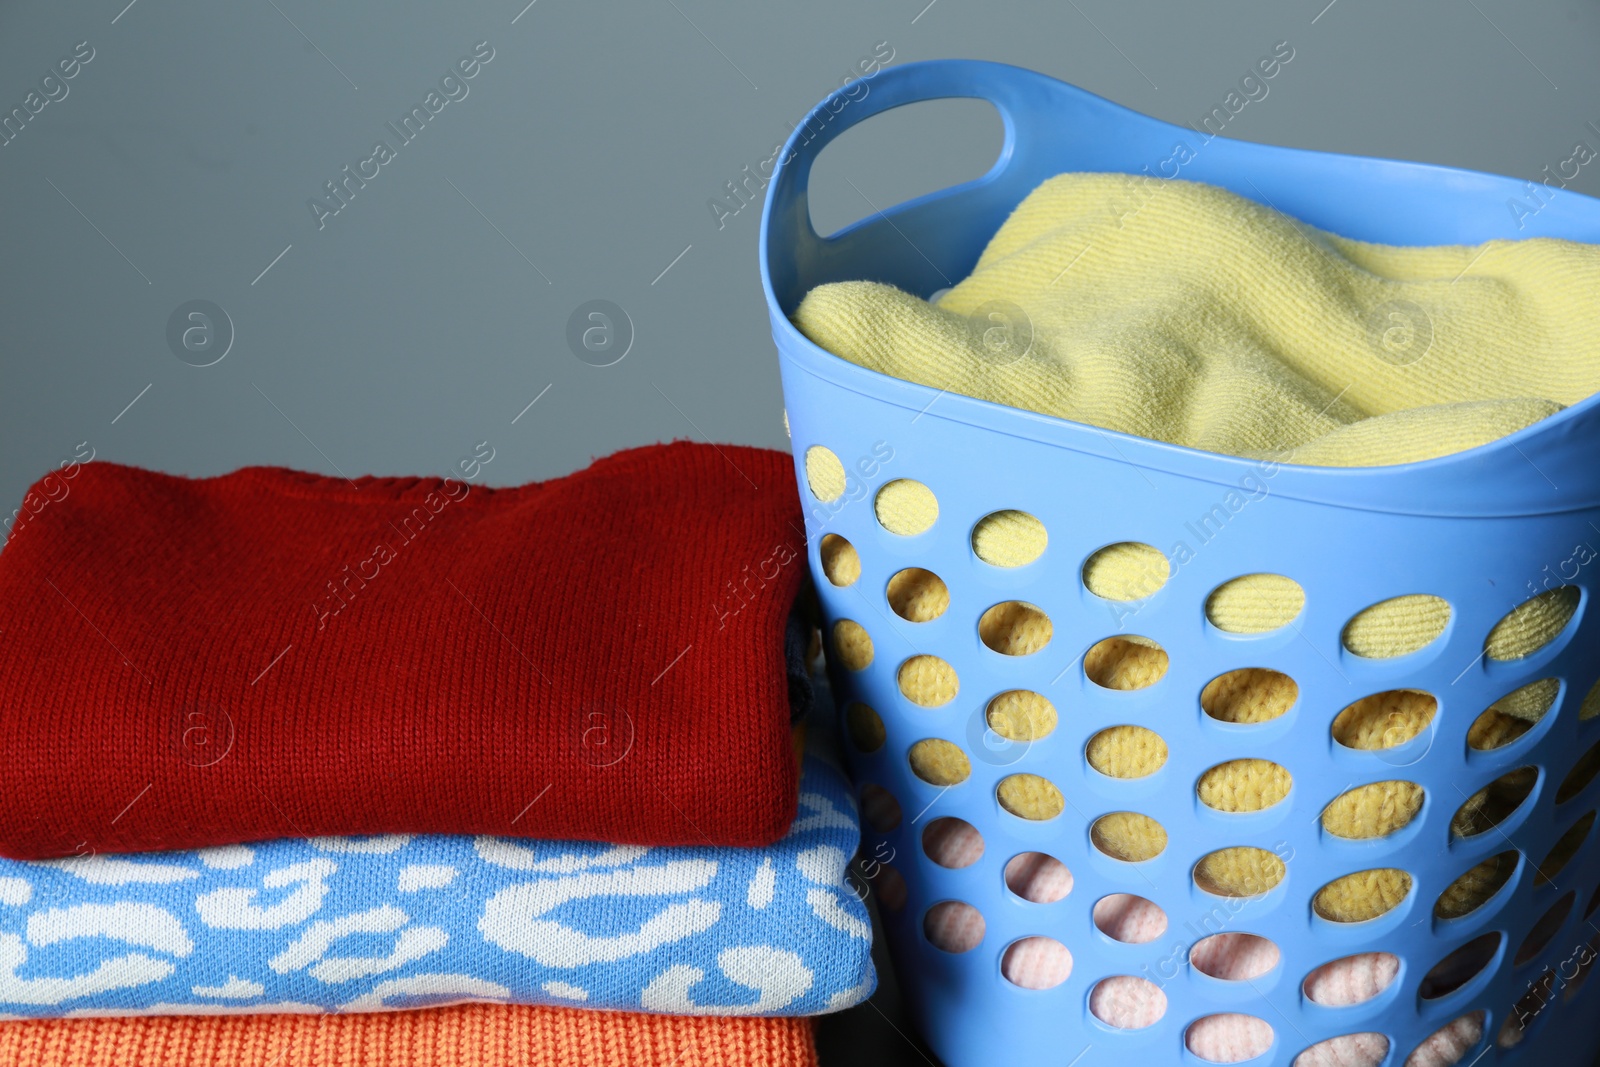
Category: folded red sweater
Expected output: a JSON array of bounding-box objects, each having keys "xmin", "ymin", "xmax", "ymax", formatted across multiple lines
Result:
[{"xmin": 0, "ymin": 442, "xmax": 806, "ymax": 859}]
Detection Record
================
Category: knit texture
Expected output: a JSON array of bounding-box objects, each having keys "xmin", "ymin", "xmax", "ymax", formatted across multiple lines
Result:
[
  {"xmin": 0, "ymin": 758, "xmax": 872, "ymax": 1018},
  {"xmin": 0, "ymin": 443, "xmax": 806, "ymax": 859},
  {"xmin": 0, "ymin": 1003, "xmax": 818, "ymax": 1067},
  {"xmin": 794, "ymin": 173, "xmax": 1600, "ymax": 467}
]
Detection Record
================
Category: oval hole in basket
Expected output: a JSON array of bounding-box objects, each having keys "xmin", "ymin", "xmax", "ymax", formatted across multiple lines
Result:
[
  {"xmin": 818, "ymin": 532, "xmax": 859, "ymax": 587},
  {"xmin": 1303, "ymin": 952, "xmax": 1399, "ymax": 1007},
  {"xmin": 1086, "ymin": 725, "xmax": 1168, "ymax": 779},
  {"xmin": 897, "ymin": 655, "xmax": 958, "ymax": 707},
  {"xmin": 998, "ymin": 774, "xmax": 1065, "ymax": 822},
  {"xmin": 1197, "ymin": 759, "xmax": 1291, "ymax": 813},
  {"xmin": 1084, "ymin": 636, "xmax": 1168, "ymax": 690},
  {"xmin": 1468, "ymin": 708, "xmax": 1536, "ymax": 753},
  {"xmin": 986, "ymin": 690, "xmax": 1057, "ymax": 743},
  {"xmin": 1342, "ymin": 594, "xmax": 1451, "ymax": 658},
  {"xmin": 886, "ymin": 567, "xmax": 949, "ymax": 623},
  {"xmin": 1499, "ymin": 978, "xmax": 1555, "ymax": 1049},
  {"xmin": 1485, "ymin": 585, "xmax": 1580, "ymax": 662},
  {"xmin": 1201, "ymin": 668, "xmax": 1297, "ymax": 724},
  {"xmin": 1420, "ymin": 933, "xmax": 1503, "ymax": 1000},
  {"xmin": 923, "ymin": 900, "xmax": 985, "ymax": 954},
  {"xmin": 1450, "ymin": 767, "xmax": 1538, "ymax": 839},
  {"xmin": 1331, "ymin": 689, "xmax": 1437, "ymax": 753},
  {"xmin": 874, "ymin": 479, "xmax": 939, "ymax": 536},
  {"xmin": 1406, "ymin": 1012, "xmax": 1486, "ymax": 1066},
  {"xmin": 1536, "ymin": 811, "xmax": 1596, "ymax": 886},
  {"xmin": 1004, "ymin": 852, "xmax": 1073, "ymax": 904},
  {"xmin": 803, "ymin": 445, "xmax": 846, "ymax": 502},
  {"xmin": 831, "ymin": 619, "xmax": 874, "ymax": 671},
  {"xmin": 1557, "ymin": 739, "xmax": 1600, "ymax": 804},
  {"xmin": 908, "ymin": 738, "xmax": 970, "ymax": 787},
  {"xmin": 859, "ymin": 784, "xmax": 901, "ymax": 833},
  {"xmin": 1205, "ymin": 573, "xmax": 1305, "ymax": 634},
  {"xmin": 844, "ymin": 702, "xmax": 884, "ymax": 754},
  {"xmin": 1091, "ymin": 812, "xmax": 1167, "ymax": 863},
  {"xmin": 971, "ymin": 510, "xmax": 1047, "ymax": 568},
  {"xmin": 1313, "ymin": 869, "xmax": 1411, "ymax": 923},
  {"xmin": 1189, "ymin": 934, "xmax": 1279, "ymax": 982},
  {"xmin": 1321, "ymin": 781, "xmax": 1425, "ymax": 840},
  {"xmin": 1001, "ymin": 937, "xmax": 1072, "ymax": 990},
  {"xmin": 1469, "ymin": 678, "xmax": 1560, "ymax": 753},
  {"xmin": 1187, "ymin": 1015, "xmax": 1274, "ymax": 1063},
  {"xmin": 1515, "ymin": 892, "xmax": 1576, "ymax": 967},
  {"xmin": 1434, "ymin": 851, "xmax": 1519, "ymax": 921},
  {"xmin": 868, "ymin": 861, "xmax": 907, "ymax": 913},
  {"xmin": 979, "ymin": 601, "xmax": 1052, "ymax": 656},
  {"xmin": 921, "ymin": 817, "xmax": 983, "ymax": 870},
  {"xmin": 1194, "ymin": 847, "xmax": 1285, "ymax": 898},
  {"xmin": 1082, "ymin": 542, "xmax": 1168, "ymax": 600},
  {"xmin": 1089, "ymin": 976, "xmax": 1166, "ymax": 1030},
  {"xmin": 1292, "ymin": 1034, "xmax": 1389, "ymax": 1067},
  {"xmin": 1565, "ymin": 932, "xmax": 1600, "ymax": 1003},
  {"xmin": 1092, "ymin": 894, "xmax": 1166, "ymax": 943}
]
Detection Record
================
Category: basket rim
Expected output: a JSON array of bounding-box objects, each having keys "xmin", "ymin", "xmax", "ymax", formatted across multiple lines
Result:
[{"xmin": 770, "ymin": 319, "xmax": 1600, "ymax": 520}]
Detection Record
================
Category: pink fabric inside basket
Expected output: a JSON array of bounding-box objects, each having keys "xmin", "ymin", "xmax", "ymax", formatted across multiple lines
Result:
[{"xmin": 919, "ymin": 820, "xmax": 1488, "ymax": 1066}]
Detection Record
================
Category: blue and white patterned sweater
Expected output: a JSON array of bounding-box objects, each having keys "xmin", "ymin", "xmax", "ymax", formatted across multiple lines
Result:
[{"xmin": 0, "ymin": 757, "xmax": 873, "ymax": 1019}]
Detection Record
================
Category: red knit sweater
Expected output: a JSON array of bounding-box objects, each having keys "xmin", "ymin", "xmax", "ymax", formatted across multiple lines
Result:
[{"xmin": 0, "ymin": 442, "xmax": 806, "ymax": 859}]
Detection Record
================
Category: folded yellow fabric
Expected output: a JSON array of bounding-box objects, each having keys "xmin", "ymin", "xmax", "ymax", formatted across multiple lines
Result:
[
  {"xmin": 795, "ymin": 172, "xmax": 1600, "ymax": 467},
  {"xmin": 802, "ymin": 175, "xmax": 1600, "ymax": 923}
]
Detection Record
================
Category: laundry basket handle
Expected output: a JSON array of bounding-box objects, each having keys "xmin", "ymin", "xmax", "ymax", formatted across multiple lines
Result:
[{"xmin": 761, "ymin": 59, "xmax": 1063, "ymax": 307}]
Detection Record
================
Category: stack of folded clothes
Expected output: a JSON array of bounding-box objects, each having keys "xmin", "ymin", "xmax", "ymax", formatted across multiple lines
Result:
[{"xmin": 0, "ymin": 443, "xmax": 874, "ymax": 1066}]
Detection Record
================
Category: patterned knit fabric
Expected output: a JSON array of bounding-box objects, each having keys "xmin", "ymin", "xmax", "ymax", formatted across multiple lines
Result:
[
  {"xmin": 0, "ymin": 759, "xmax": 872, "ymax": 1018},
  {"xmin": 0, "ymin": 1003, "xmax": 819, "ymax": 1066},
  {"xmin": 0, "ymin": 443, "xmax": 807, "ymax": 859}
]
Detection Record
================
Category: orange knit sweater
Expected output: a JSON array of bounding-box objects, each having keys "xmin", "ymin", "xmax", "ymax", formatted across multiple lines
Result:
[{"xmin": 0, "ymin": 1004, "xmax": 818, "ymax": 1067}]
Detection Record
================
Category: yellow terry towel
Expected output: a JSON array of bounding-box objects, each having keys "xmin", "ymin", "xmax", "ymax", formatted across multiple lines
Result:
[
  {"xmin": 795, "ymin": 173, "xmax": 1600, "ymax": 466},
  {"xmin": 800, "ymin": 175, "xmax": 1600, "ymax": 923}
]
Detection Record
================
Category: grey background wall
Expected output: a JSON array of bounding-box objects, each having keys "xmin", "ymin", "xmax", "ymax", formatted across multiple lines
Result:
[
  {"xmin": 3, "ymin": 0, "xmax": 1598, "ymax": 530},
  {"xmin": 2, "ymin": 1, "xmax": 1598, "ymax": 1062}
]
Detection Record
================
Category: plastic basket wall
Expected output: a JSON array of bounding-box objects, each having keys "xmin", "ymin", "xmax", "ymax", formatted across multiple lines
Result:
[{"xmin": 761, "ymin": 60, "xmax": 1600, "ymax": 1067}]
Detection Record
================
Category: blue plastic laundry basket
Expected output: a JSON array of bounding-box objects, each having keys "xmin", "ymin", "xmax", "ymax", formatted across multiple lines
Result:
[{"xmin": 761, "ymin": 60, "xmax": 1600, "ymax": 1067}]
